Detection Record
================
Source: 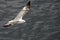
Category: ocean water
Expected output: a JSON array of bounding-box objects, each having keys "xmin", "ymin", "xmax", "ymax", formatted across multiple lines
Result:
[{"xmin": 0, "ymin": 0, "xmax": 60, "ymax": 40}]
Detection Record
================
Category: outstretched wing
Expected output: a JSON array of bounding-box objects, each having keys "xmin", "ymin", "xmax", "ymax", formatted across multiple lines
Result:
[{"xmin": 14, "ymin": 1, "xmax": 31, "ymax": 20}]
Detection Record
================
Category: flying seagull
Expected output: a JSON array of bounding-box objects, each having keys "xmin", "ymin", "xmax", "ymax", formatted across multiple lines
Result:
[{"xmin": 3, "ymin": 1, "xmax": 31, "ymax": 27}]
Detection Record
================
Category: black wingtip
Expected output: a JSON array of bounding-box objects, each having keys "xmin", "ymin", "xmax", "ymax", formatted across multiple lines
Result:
[
  {"xmin": 27, "ymin": 1, "xmax": 31, "ymax": 5},
  {"xmin": 3, "ymin": 24, "xmax": 11, "ymax": 27},
  {"xmin": 26, "ymin": 1, "xmax": 31, "ymax": 8}
]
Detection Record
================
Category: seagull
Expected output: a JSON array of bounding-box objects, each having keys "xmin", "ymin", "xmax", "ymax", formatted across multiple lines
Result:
[{"xmin": 3, "ymin": 1, "xmax": 31, "ymax": 27}]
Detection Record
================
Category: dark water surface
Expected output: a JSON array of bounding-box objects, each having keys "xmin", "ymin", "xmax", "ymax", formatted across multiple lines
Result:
[{"xmin": 0, "ymin": 0, "xmax": 60, "ymax": 40}]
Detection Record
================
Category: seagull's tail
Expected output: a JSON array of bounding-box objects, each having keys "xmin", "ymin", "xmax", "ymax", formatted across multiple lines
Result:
[{"xmin": 26, "ymin": 1, "xmax": 31, "ymax": 8}]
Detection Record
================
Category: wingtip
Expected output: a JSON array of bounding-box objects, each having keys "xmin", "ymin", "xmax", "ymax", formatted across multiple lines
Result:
[
  {"xmin": 27, "ymin": 1, "xmax": 31, "ymax": 5},
  {"xmin": 26, "ymin": 1, "xmax": 31, "ymax": 8},
  {"xmin": 3, "ymin": 24, "xmax": 11, "ymax": 27}
]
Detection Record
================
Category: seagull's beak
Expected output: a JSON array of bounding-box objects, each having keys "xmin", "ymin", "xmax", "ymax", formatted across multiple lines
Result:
[{"xmin": 3, "ymin": 24, "xmax": 12, "ymax": 27}]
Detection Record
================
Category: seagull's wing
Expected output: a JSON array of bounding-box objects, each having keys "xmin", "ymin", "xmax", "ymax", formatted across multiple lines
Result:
[{"xmin": 14, "ymin": 1, "xmax": 31, "ymax": 20}]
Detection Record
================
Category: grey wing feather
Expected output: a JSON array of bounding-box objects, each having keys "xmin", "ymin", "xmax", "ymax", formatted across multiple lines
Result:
[{"xmin": 14, "ymin": 1, "xmax": 31, "ymax": 20}]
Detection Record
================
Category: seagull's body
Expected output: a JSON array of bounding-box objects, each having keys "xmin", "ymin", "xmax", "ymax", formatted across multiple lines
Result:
[{"xmin": 4, "ymin": 1, "xmax": 31, "ymax": 27}]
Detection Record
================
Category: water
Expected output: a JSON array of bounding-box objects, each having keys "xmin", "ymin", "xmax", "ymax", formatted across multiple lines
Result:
[{"xmin": 0, "ymin": 0, "xmax": 60, "ymax": 40}]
